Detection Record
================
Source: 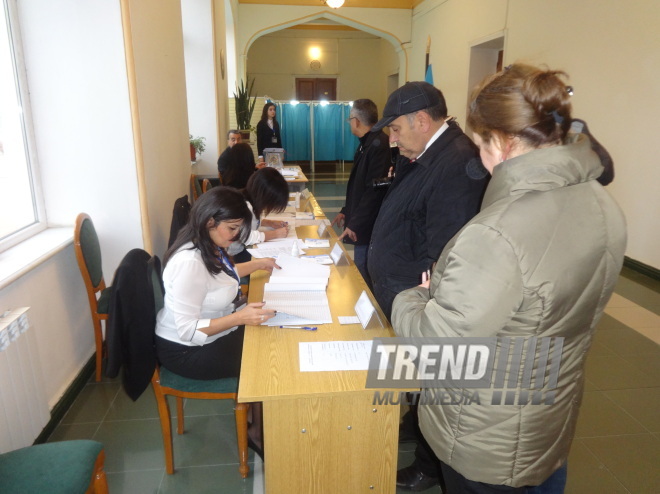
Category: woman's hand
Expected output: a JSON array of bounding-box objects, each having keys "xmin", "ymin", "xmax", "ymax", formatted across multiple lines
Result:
[
  {"xmin": 237, "ymin": 302, "xmax": 277, "ymax": 325},
  {"xmin": 262, "ymin": 219, "xmax": 288, "ymax": 229},
  {"xmin": 257, "ymin": 257, "xmax": 281, "ymax": 273},
  {"xmin": 264, "ymin": 225, "xmax": 289, "ymax": 240}
]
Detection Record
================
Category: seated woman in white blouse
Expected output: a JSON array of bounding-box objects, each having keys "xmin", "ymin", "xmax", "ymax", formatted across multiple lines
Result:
[
  {"xmin": 155, "ymin": 187, "xmax": 277, "ymax": 458},
  {"xmin": 229, "ymin": 167, "xmax": 291, "ymax": 263},
  {"xmin": 155, "ymin": 186, "xmax": 278, "ymax": 381}
]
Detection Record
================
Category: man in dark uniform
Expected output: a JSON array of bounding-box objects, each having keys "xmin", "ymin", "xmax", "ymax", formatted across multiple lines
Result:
[
  {"xmin": 332, "ymin": 99, "xmax": 392, "ymax": 288},
  {"xmin": 367, "ymin": 82, "xmax": 489, "ymax": 491}
]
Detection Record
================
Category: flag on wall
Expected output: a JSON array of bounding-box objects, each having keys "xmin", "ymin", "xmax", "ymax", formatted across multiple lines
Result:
[{"xmin": 425, "ymin": 64, "xmax": 434, "ymax": 85}]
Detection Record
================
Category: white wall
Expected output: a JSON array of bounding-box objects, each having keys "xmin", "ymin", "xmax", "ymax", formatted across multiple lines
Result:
[
  {"xmin": 18, "ymin": 0, "xmax": 143, "ymax": 276},
  {"xmin": 408, "ymin": 0, "xmax": 660, "ymax": 269},
  {"xmin": 5, "ymin": 0, "xmax": 192, "ymax": 412},
  {"xmin": 183, "ymin": 0, "xmax": 220, "ymax": 173}
]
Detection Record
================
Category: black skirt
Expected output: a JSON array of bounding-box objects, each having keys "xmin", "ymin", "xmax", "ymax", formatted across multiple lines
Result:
[{"xmin": 155, "ymin": 326, "xmax": 245, "ymax": 380}]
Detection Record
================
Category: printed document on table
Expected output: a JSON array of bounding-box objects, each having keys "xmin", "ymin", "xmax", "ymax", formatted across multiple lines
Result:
[
  {"xmin": 299, "ymin": 340, "xmax": 373, "ymax": 372},
  {"xmin": 248, "ymin": 239, "xmax": 306, "ymax": 258},
  {"xmin": 262, "ymin": 282, "xmax": 332, "ymax": 325},
  {"xmin": 269, "ymin": 253, "xmax": 330, "ymax": 285}
]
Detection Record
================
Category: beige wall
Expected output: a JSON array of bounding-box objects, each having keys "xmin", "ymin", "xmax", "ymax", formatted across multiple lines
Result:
[
  {"xmin": 236, "ymin": 5, "xmax": 411, "ymax": 83},
  {"xmin": 247, "ymin": 31, "xmax": 392, "ymax": 111},
  {"xmin": 407, "ymin": 0, "xmax": 660, "ymax": 269},
  {"xmin": 125, "ymin": 0, "xmax": 191, "ymax": 259}
]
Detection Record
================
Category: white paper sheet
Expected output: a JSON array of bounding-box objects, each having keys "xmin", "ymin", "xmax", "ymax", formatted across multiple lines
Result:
[
  {"xmin": 299, "ymin": 340, "xmax": 373, "ymax": 372},
  {"xmin": 304, "ymin": 238, "xmax": 330, "ymax": 248},
  {"xmin": 262, "ymin": 283, "xmax": 332, "ymax": 325}
]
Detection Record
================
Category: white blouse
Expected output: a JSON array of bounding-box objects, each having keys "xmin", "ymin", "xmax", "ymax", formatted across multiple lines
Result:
[
  {"xmin": 155, "ymin": 243, "xmax": 239, "ymax": 346},
  {"xmin": 227, "ymin": 201, "xmax": 265, "ymax": 255}
]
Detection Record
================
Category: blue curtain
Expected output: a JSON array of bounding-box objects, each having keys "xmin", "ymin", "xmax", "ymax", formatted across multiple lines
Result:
[
  {"xmin": 278, "ymin": 102, "xmax": 311, "ymax": 161},
  {"xmin": 277, "ymin": 101, "xmax": 358, "ymax": 162},
  {"xmin": 313, "ymin": 104, "xmax": 342, "ymax": 161}
]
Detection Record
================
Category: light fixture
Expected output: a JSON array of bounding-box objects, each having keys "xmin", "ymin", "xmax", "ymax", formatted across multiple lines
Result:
[{"xmin": 323, "ymin": 0, "xmax": 344, "ymax": 8}]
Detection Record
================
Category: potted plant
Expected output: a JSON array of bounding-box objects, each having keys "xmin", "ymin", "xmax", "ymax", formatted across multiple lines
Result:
[
  {"xmin": 189, "ymin": 134, "xmax": 206, "ymax": 161},
  {"xmin": 233, "ymin": 78, "xmax": 257, "ymax": 140}
]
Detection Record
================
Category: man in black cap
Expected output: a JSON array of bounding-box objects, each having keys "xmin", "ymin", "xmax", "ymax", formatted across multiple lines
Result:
[
  {"xmin": 368, "ymin": 81, "xmax": 488, "ymax": 320},
  {"xmin": 367, "ymin": 81, "xmax": 489, "ymax": 491}
]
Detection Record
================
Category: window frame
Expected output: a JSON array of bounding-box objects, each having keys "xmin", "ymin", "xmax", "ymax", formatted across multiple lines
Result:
[{"xmin": 0, "ymin": 0, "xmax": 46, "ymax": 254}]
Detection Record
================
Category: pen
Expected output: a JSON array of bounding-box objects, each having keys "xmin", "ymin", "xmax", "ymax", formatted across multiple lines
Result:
[{"xmin": 279, "ymin": 325, "xmax": 317, "ymax": 330}]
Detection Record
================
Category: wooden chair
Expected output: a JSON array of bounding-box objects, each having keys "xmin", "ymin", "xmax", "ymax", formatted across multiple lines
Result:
[
  {"xmin": 147, "ymin": 260, "xmax": 250, "ymax": 478},
  {"xmin": 202, "ymin": 178, "xmax": 213, "ymax": 193},
  {"xmin": 74, "ymin": 213, "xmax": 111, "ymax": 382},
  {"xmin": 0, "ymin": 440, "xmax": 108, "ymax": 494},
  {"xmin": 190, "ymin": 173, "xmax": 203, "ymax": 202}
]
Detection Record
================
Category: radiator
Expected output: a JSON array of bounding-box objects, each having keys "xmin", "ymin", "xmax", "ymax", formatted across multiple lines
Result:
[{"xmin": 0, "ymin": 308, "xmax": 50, "ymax": 453}]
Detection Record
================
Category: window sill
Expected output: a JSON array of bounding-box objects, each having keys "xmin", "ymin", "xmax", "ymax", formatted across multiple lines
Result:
[{"xmin": 0, "ymin": 227, "xmax": 73, "ymax": 291}]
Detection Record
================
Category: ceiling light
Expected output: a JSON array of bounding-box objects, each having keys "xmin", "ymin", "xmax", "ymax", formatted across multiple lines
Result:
[{"xmin": 324, "ymin": 0, "xmax": 344, "ymax": 8}]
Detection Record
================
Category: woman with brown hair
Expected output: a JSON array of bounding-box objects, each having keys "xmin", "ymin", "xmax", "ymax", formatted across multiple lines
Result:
[{"xmin": 392, "ymin": 64, "xmax": 626, "ymax": 492}]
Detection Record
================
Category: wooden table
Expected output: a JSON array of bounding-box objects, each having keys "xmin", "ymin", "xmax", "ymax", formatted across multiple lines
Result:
[
  {"xmin": 238, "ymin": 201, "xmax": 402, "ymax": 493},
  {"xmin": 282, "ymin": 165, "xmax": 309, "ymax": 192}
]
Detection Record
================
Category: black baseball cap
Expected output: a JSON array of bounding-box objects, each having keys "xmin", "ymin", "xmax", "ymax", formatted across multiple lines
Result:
[{"xmin": 372, "ymin": 81, "xmax": 444, "ymax": 131}]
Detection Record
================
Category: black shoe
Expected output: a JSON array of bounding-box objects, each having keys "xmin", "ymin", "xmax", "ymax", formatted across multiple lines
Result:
[
  {"xmin": 396, "ymin": 465, "xmax": 440, "ymax": 492},
  {"xmin": 247, "ymin": 436, "xmax": 264, "ymax": 461}
]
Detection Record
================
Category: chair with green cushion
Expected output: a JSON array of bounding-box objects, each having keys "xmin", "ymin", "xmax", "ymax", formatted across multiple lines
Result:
[
  {"xmin": 147, "ymin": 259, "xmax": 250, "ymax": 478},
  {"xmin": 0, "ymin": 440, "xmax": 108, "ymax": 494},
  {"xmin": 190, "ymin": 173, "xmax": 204, "ymax": 202},
  {"xmin": 74, "ymin": 213, "xmax": 112, "ymax": 382}
]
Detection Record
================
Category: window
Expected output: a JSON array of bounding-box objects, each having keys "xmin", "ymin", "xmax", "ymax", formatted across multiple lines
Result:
[{"xmin": 0, "ymin": 0, "xmax": 44, "ymax": 253}]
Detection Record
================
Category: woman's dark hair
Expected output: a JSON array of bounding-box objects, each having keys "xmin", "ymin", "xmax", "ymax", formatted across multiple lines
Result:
[
  {"xmin": 259, "ymin": 102, "xmax": 277, "ymax": 123},
  {"xmin": 223, "ymin": 142, "xmax": 256, "ymax": 189},
  {"xmin": 164, "ymin": 187, "xmax": 252, "ymax": 274},
  {"xmin": 467, "ymin": 63, "xmax": 572, "ymax": 148},
  {"xmin": 243, "ymin": 167, "xmax": 289, "ymax": 219}
]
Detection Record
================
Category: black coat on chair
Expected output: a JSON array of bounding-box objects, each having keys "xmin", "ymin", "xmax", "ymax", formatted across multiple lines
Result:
[{"xmin": 106, "ymin": 249, "xmax": 161, "ymax": 401}]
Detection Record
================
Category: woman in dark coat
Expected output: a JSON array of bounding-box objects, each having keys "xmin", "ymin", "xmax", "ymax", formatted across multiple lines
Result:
[{"xmin": 256, "ymin": 102, "xmax": 282, "ymax": 156}]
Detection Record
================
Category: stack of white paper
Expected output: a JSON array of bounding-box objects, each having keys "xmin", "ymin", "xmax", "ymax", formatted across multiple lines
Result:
[
  {"xmin": 262, "ymin": 254, "xmax": 333, "ymax": 325},
  {"xmin": 248, "ymin": 238, "xmax": 306, "ymax": 258}
]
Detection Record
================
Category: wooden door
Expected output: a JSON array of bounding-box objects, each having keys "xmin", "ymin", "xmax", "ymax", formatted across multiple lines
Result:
[{"xmin": 295, "ymin": 78, "xmax": 337, "ymax": 101}]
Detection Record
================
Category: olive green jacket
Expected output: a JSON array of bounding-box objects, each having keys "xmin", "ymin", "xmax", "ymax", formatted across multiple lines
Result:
[{"xmin": 392, "ymin": 135, "xmax": 626, "ymax": 486}]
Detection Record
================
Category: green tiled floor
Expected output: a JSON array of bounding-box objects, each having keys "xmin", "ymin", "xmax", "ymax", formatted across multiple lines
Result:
[{"xmin": 48, "ymin": 164, "xmax": 659, "ymax": 493}]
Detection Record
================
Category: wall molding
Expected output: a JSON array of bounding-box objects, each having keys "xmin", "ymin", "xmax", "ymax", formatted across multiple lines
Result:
[
  {"xmin": 624, "ymin": 256, "xmax": 660, "ymax": 283},
  {"xmin": 34, "ymin": 354, "xmax": 95, "ymax": 445}
]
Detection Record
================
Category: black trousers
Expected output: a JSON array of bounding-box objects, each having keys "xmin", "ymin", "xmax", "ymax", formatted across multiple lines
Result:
[
  {"xmin": 401, "ymin": 406, "xmax": 444, "ymax": 478},
  {"xmin": 441, "ymin": 461, "xmax": 527, "ymax": 493},
  {"xmin": 155, "ymin": 327, "xmax": 244, "ymax": 380}
]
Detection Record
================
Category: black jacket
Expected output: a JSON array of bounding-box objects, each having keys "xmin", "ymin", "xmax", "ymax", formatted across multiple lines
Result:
[
  {"xmin": 168, "ymin": 195, "xmax": 190, "ymax": 249},
  {"xmin": 341, "ymin": 130, "xmax": 392, "ymax": 245},
  {"xmin": 368, "ymin": 121, "xmax": 489, "ymax": 308},
  {"xmin": 256, "ymin": 119, "xmax": 282, "ymax": 156},
  {"xmin": 217, "ymin": 146, "xmax": 230, "ymax": 175},
  {"xmin": 106, "ymin": 249, "xmax": 161, "ymax": 401}
]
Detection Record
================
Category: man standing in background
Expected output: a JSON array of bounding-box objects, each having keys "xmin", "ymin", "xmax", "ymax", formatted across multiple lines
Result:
[{"xmin": 332, "ymin": 99, "xmax": 392, "ymax": 288}]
